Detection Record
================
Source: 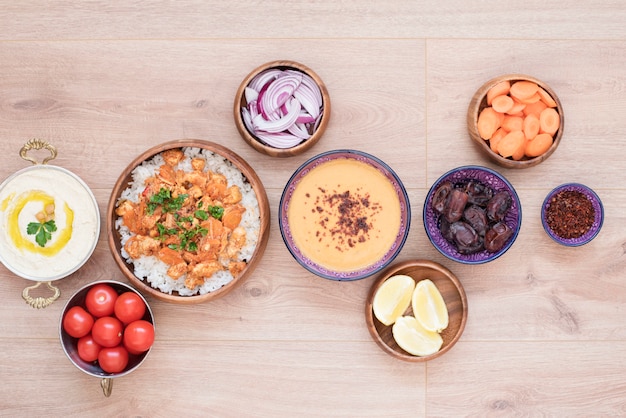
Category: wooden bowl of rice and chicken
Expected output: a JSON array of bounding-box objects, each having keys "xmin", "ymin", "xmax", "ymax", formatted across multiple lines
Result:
[{"xmin": 106, "ymin": 139, "xmax": 270, "ymax": 304}]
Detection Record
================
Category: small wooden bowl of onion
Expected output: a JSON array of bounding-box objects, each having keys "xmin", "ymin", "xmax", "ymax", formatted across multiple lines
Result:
[
  {"xmin": 234, "ymin": 60, "xmax": 331, "ymax": 158},
  {"xmin": 467, "ymin": 74, "xmax": 564, "ymax": 169}
]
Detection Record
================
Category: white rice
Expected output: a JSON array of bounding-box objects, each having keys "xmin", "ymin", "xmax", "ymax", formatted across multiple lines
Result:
[{"xmin": 116, "ymin": 147, "xmax": 260, "ymax": 296}]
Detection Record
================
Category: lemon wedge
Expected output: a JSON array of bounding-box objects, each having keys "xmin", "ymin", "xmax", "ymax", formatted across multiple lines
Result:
[
  {"xmin": 372, "ymin": 274, "xmax": 415, "ymax": 326},
  {"xmin": 392, "ymin": 316, "xmax": 443, "ymax": 356},
  {"xmin": 412, "ymin": 279, "xmax": 449, "ymax": 333}
]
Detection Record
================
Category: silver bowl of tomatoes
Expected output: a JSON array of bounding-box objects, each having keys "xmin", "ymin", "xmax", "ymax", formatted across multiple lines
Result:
[{"xmin": 59, "ymin": 280, "xmax": 155, "ymax": 397}]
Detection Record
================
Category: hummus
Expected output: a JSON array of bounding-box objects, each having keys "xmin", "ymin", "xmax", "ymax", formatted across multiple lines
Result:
[
  {"xmin": 287, "ymin": 158, "xmax": 401, "ymax": 272},
  {"xmin": 0, "ymin": 166, "xmax": 100, "ymax": 280}
]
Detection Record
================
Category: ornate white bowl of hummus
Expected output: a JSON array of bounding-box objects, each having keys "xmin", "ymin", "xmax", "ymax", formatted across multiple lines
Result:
[
  {"xmin": 0, "ymin": 140, "xmax": 100, "ymax": 307},
  {"xmin": 279, "ymin": 150, "xmax": 411, "ymax": 281}
]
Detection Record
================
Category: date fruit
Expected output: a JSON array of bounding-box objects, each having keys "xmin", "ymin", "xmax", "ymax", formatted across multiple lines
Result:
[
  {"xmin": 484, "ymin": 222, "xmax": 514, "ymax": 252},
  {"xmin": 432, "ymin": 178, "xmax": 514, "ymax": 255},
  {"xmin": 443, "ymin": 189, "xmax": 468, "ymax": 223}
]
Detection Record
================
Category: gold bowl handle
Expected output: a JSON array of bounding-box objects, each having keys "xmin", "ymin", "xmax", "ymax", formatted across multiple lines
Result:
[
  {"xmin": 22, "ymin": 281, "xmax": 61, "ymax": 309},
  {"xmin": 19, "ymin": 138, "xmax": 58, "ymax": 165},
  {"xmin": 101, "ymin": 378, "xmax": 113, "ymax": 397}
]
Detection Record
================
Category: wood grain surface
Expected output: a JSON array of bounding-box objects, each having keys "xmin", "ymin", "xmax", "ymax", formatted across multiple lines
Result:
[{"xmin": 1, "ymin": 1, "xmax": 626, "ymax": 416}]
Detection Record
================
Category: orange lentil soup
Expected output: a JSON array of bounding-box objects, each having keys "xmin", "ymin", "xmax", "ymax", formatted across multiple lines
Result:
[{"xmin": 287, "ymin": 158, "xmax": 401, "ymax": 272}]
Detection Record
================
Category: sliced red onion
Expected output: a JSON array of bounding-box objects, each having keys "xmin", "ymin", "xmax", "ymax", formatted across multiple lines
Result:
[
  {"xmin": 254, "ymin": 131, "xmax": 305, "ymax": 149},
  {"xmin": 251, "ymin": 97, "xmax": 301, "ymax": 133},
  {"xmin": 296, "ymin": 110, "xmax": 316, "ymax": 124},
  {"xmin": 241, "ymin": 107, "xmax": 254, "ymax": 133},
  {"xmin": 244, "ymin": 87, "xmax": 258, "ymax": 104},
  {"xmin": 249, "ymin": 68, "xmax": 282, "ymax": 92},
  {"xmin": 248, "ymin": 100, "xmax": 259, "ymax": 119},
  {"xmin": 260, "ymin": 73, "xmax": 302, "ymax": 119},
  {"xmin": 288, "ymin": 122, "xmax": 311, "ymax": 139},
  {"xmin": 293, "ymin": 84, "xmax": 321, "ymax": 119},
  {"xmin": 287, "ymin": 70, "xmax": 322, "ymax": 105},
  {"xmin": 241, "ymin": 67, "xmax": 324, "ymax": 149},
  {"xmin": 256, "ymin": 80, "xmax": 272, "ymax": 119}
]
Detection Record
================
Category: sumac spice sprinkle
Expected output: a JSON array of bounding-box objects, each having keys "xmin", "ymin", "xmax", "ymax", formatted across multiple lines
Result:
[
  {"xmin": 545, "ymin": 190, "xmax": 594, "ymax": 239},
  {"xmin": 307, "ymin": 187, "xmax": 382, "ymax": 252}
]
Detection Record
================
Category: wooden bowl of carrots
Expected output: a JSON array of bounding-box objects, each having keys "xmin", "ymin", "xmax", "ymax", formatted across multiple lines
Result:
[
  {"xmin": 234, "ymin": 60, "xmax": 331, "ymax": 158},
  {"xmin": 467, "ymin": 74, "xmax": 564, "ymax": 169}
]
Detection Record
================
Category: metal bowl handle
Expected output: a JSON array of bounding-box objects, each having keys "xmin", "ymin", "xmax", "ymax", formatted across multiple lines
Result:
[
  {"xmin": 101, "ymin": 378, "xmax": 113, "ymax": 397},
  {"xmin": 22, "ymin": 281, "xmax": 61, "ymax": 309},
  {"xmin": 19, "ymin": 138, "xmax": 58, "ymax": 165}
]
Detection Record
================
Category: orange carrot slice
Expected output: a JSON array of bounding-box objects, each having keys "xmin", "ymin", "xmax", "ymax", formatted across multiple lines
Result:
[
  {"xmin": 539, "ymin": 107, "xmax": 560, "ymax": 135},
  {"xmin": 522, "ymin": 100, "xmax": 547, "ymax": 117},
  {"xmin": 537, "ymin": 87, "xmax": 557, "ymax": 107},
  {"xmin": 517, "ymin": 92, "xmax": 541, "ymax": 104},
  {"xmin": 506, "ymin": 101, "xmax": 526, "ymax": 115},
  {"xmin": 523, "ymin": 113, "xmax": 540, "ymax": 140},
  {"xmin": 477, "ymin": 107, "xmax": 502, "ymax": 140},
  {"xmin": 501, "ymin": 115, "xmax": 523, "ymax": 132},
  {"xmin": 510, "ymin": 81, "xmax": 539, "ymax": 101},
  {"xmin": 497, "ymin": 130, "xmax": 525, "ymax": 158},
  {"xmin": 525, "ymin": 133, "xmax": 553, "ymax": 157},
  {"xmin": 491, "ymin": 95, "xmax": 514, "ymax": 113},
  {"xmin": 490, "ymin": 127, "xmax": 508, "ymax": 153},
  {"xmin": 487, "ymin": 81, "xmax": 511, "ymax": 105},
  {"xmin": 512, "ymin": 137, "xmax": 528, "ymax": 161}
]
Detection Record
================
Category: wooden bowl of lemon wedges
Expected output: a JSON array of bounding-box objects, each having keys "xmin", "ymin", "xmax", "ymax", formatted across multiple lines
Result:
[{"xmin": 365, "ymin": 259, "xmax": 468, "ymax": 362}]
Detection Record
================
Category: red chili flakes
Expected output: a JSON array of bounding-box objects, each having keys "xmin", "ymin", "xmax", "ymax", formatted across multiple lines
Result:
[{"xmin": 545, "ymin": 190, "xmax": 595, "ymax": 239}]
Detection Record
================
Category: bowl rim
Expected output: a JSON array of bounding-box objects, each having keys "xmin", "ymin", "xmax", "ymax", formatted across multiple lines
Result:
[
  {"xmin": 541, "ymin": 182, "xmax": 604, "ymax": 246},
  {"xmin": 365, "ymin": 259, "xmax": 468, "ymax": 362},
  {"xmin": 423, "ymin": 164, "xmax": 522, "ymax": 264},
  {"xmin": 233, "ymin": 59, "xmax": 331, "ymax": 157},
  {"xmin": 106, "ymin": 139, "xmax": 271, "ymax": 304},
  {"xmin": 0, "ymin": 164, "xmax": 101, "ymax": 281},
  {"xmin": 467, "ymin": 73, "xmax": 564, "ymax": 169},
  {"xmin": 59, "ymin": 279, "xmax": 155, "ymax": 378},
  {"xmin": 278, "ymin": 149, "xmax": 411, "ymax": 281}
]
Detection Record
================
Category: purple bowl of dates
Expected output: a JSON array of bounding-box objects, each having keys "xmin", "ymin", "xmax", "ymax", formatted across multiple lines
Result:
[
  {"xmin": 541, "ymin": 183, "xmax": 603, "ymax": 247},
  {"xmin": 423, "ymin": 165, "xmax": 522, "ymax": 264}
]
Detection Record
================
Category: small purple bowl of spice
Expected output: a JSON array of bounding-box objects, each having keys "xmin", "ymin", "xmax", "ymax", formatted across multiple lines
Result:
[{"xmin": 541, "ymin": 183, "xmax": 604, "ymax": 246}]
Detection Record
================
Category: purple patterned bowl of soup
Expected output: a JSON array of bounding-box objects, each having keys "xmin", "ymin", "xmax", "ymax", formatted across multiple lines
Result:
[
  {"xmin": 541, "ymin": 183, "xmax": 603, "ymax": 247},
  {"xmin": 423, "ymin": 165, "xmax": 522, "ymax": 264},
  {"xmin": 279, "ymin": 150, "xmax": 411, "ymax": 281}
]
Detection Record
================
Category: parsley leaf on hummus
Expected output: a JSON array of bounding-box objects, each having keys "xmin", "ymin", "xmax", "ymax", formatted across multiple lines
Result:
[{"xmin": 27, "ymin": 220, "xmax": 57, "ymax": 247}]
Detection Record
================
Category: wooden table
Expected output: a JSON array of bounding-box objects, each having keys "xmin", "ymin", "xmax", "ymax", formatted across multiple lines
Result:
[{"xmin": 1, "ymin": 2, "xmax": 626, "ymax": 416}]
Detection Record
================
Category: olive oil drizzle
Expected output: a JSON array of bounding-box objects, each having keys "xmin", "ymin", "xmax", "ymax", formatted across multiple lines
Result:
[{"xmin": 7, "ymin": 190, "xmax": 73, "ymax": 256}]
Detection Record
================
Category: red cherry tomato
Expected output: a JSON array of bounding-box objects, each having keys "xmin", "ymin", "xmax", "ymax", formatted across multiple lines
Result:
[
  {"xmin": 85, "ymin": 284, "xmax": 118, "ymax": 318},
  {"xmin": 77, "ymin": 334, "xmax": 102, "ymax": 362},
  {"xmin": 62, "ymin": 306, "xmax": 94, "ymax": 339},
  {"xmin": 114, "ymin": 291, "xmax": 146, "ymax": 324},
  {"xmin": 123, "ymin": 320, "xmax": 155, "ymax": 354},
  {"xmin": 91, "ymin": 316, "xmax": 123, "ymax": 348},
  {"xmin": 98, "ymin": 346, "xmax": 129, "ymax": 373}
]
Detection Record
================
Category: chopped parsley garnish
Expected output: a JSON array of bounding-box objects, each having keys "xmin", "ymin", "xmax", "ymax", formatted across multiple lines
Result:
[
  {"xmin": 207, "ymin": 205, "xmax": 224, "ymax": 221},
  {"xmin": 147, "ymin": 188, "xmax": 188, "ymax": 215},
  {"xmin": 157, "ymin": 216, "xmax": 208, "ymax": 252},
  {"xmin": 27, "ymin": 220, "xmax": 57, "ymax": 247},
  {"xmin": 148, "ymin": 189, "xmax": 218, "ymax": 252},
  {"xmin": 156, "ymin": 223, "xmax": 177, "ymax": 238},
  {"xmin": 165, "ymin": 224, "xmax": 208, "ymax": 251}
]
